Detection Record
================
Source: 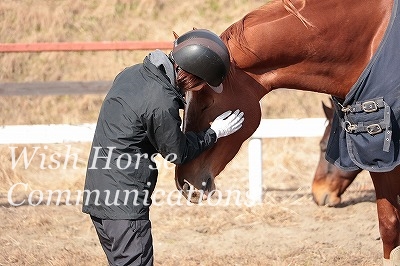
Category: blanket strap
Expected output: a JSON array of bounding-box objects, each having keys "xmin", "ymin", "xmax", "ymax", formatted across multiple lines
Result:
[
  {"xmin": 342, "ymin": 98, "xmax": 386, "ymax": 113},
  {"xmin": 383, "ymin": 103, "xmax": 392, "ymax": 152},
  {"xmin": 338, "ymin": 97, "xmax": 392, "ymax": 152}
]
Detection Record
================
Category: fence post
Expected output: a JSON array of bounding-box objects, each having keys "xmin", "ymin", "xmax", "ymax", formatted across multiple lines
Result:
[{"xmin": 248, "ymin": 137, "xmax": 263, "ymax": 203}]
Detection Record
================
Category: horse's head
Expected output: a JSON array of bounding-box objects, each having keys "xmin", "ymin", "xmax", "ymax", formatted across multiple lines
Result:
[
  {"xmin": 311, "ymin": 100, "xmax": 362, "ymax": 206},
  {"xmin": 175, "ymin": 70, "xmax": 264, "ymax": 203}
]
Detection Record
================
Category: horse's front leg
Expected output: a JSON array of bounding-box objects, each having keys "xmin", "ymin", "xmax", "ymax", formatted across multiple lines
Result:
[{"xmin": 370, "ymin": 166, "xmax": 400, "ymax": 264}]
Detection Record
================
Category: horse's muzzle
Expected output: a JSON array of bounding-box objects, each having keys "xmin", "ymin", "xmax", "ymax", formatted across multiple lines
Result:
[{"xmin": 177, "ymin": 177, "xmax": 215, "ymax": 203}]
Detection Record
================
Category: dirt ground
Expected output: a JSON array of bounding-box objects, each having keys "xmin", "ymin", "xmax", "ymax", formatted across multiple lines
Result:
[
  {"xmin": 0, "ymin": 182, "xmax": 380, "ymax": 266},
  {"xmin": 0, "ymin": 91, "xmax": 382, "ymax": 266}
]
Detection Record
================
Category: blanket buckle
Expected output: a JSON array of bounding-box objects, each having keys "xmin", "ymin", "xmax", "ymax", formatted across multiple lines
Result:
[
  {"xmin": 366, "ymin": 124, "xmax": 382, "ymax": 135},
  {"xmin": 362, "ymin": 101, "xmax": 378, "ymax": 113},
  {"xmin": 344, "ymin": 121, "xmax": 357, "ymax": 133}
]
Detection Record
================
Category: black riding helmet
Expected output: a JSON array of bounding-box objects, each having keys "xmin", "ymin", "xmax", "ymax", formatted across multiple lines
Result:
[{"xmin": 171, "ymin": 29, "xmax": 230, "ymax": 93}]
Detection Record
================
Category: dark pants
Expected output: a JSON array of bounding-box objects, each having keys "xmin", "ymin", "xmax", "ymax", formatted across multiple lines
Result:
[{"xmin": 91, "ymin": 216, "xmax": 154, "ymax": 266}]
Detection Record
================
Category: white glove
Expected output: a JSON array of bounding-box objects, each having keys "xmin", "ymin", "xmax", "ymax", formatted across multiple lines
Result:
[{"xmin": 210, "ymin": 109, "xmax": 244, "ymax": 140}]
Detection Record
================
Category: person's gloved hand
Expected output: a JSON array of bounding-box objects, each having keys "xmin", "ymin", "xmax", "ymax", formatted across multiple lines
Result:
[{"xmin": 210, "ymin": 109, "xmax": 244, "ymax": 140}]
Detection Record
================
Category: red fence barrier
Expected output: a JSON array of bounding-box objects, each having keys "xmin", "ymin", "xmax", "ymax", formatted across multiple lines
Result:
[
  {"xmin": 0, "ymin": 81, "xmax": 112, "ymax": 96},
  {"xmin": 0, "ymin": 41, "xmax": 173, "ymax": 52},
  {"xmin": 0, "ymin": 41, "xmax": 173, "ymax": 95},
  {"xmin": 0, "ymin": 41, "xmax": 174, "ymax": 95}
]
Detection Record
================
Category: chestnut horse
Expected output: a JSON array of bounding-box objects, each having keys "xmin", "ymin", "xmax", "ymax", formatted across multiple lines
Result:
[
  {"xmin": 175, "ymin": 0, "xmax": 400, "ymax": 262},
  {"xmin": 312, "ymin": 99, "xmax": 362, "ymax": 207}
]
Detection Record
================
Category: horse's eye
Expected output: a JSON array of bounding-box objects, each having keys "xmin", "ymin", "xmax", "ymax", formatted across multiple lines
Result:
[
  {"xmin": 201, "ymin": 99, "xmax": 214, "ymax": 112},
  {"xmin": 201, "ymin": 104, "xmax": 209, "ymax": 112}
]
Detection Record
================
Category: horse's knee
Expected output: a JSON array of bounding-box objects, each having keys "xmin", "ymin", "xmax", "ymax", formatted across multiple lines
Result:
[
  {"xmin": 377, "ymin": 206, "xmax": 399, "ymax": 259},
  {"xmin": 378, "ymin": 213, "xmax": 398, "ymax": 240},
  {"xmin": 379, "ymin": 227, "xmax": 399, "ymax": 249}
]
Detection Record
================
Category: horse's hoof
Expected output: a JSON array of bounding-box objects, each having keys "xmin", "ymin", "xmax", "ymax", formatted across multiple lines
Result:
[
  {"xmin": 390, "ymin": 246, "xmax": 400, "ymax": 265},
  {"xmin": 383, "ymin": 258, "xmax": 392, "ymax": 266}
]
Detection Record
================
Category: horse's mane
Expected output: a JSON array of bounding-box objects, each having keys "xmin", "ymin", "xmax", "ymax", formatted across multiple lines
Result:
[
  {"xmin": 281, "ymin": 0, "xmax": 314, "ymax": 28},
  {"xmin": 220, "ymin": 0, "xmax": 313, "ymax": 87},
  {"xmin": 220, "ymin": 0, "xmax": 313, "ymax": 46}
]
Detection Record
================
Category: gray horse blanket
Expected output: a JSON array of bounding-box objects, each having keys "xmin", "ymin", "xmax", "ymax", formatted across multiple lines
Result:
[{"xmin": 326, "ymin": 0, "xmax": 400, "ymax": 172}]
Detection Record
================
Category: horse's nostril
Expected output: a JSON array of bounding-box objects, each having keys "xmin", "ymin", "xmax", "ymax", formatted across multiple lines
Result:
[
  {"xmin": 182, "ymin": 181, "xmax": 191, "ymax": 193},
  {"xmin": 203, "ymin": 178, "xmax": 212, "ymax": 192}
]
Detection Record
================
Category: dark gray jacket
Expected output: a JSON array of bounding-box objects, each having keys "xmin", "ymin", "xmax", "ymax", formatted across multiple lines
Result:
[{"xmin": 82, "ymin": 50, "xmax": 216, "ymax": 219}]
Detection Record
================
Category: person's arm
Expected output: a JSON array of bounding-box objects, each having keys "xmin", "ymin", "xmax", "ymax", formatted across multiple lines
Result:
[
  {"xmin": 145, "ymin": 101, "xmax": 244, "ymax": 165},
  {"xmin": 144, "ymin": 102, "xmax": 212, "ymax": 164}
]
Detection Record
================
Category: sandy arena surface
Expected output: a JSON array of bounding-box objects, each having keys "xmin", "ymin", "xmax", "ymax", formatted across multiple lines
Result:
[{"xmin": 0, "ymin": 133, "xmax": 381, "ymax": 266}]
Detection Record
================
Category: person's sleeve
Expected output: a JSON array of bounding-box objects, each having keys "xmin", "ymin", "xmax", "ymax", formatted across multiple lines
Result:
[{"xmin": 145, "ymin": 101, "xmax": 216, "ymax": 165}]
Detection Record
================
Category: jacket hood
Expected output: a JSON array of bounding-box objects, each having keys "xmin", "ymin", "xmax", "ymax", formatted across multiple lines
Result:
[
  {"xmin": 148, "ymin": 49, "xmax": 176, "ymax": 86},
  {"xmin": 144, "ymin": 50, "xmax": 186, "ymax": 105}
]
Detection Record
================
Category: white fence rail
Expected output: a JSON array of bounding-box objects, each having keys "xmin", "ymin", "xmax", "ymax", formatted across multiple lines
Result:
[
  {"xmin": 0, "ymin": 118, "xmax": 326, "ymax": 144},
  {"xmin": 0, "ymin": 123, "xmax": 96, "ymax": 144},
  {"xmin": 248, "ymin": 118, "xmax": 326, "ymax": 202},
  {"xmin": 0, "ymin": 118, "xmax": 326, "ymax": 202}
]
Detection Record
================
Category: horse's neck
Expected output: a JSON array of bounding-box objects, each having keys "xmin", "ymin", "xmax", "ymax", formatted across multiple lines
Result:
[{"xmin": 224, "ymin": 0, "xmax": 393, "ymax": 100}]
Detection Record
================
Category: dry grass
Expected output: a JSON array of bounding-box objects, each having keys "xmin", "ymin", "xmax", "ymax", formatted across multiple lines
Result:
[{"xmin": 0, "ymin": 0, "xmax": 264, "ymax": 82}]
